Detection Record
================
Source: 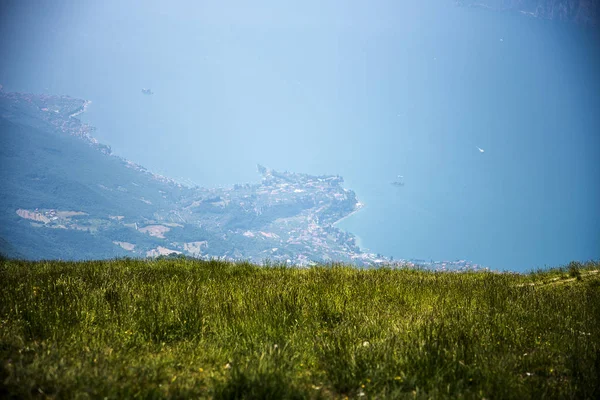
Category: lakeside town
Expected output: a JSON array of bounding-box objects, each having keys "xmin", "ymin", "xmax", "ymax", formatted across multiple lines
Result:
[{"xmin": 3, "ymin": 88, "xmax": 486, "ymax": 270}]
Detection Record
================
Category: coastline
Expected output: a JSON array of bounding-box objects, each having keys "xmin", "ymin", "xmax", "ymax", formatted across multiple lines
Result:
[
  {"xmin": 333, "ymin": 201, "xmax": 364, "ymax": 226},
  {"xmin": 69, "ymin": 100, "xmax": 92, "ymax": 119}
]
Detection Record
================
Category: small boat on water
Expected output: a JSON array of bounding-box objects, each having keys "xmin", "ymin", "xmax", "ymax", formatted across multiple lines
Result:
[{"xmin": 391, "ymin": 173, "xmax": 405, "ymax": 187}]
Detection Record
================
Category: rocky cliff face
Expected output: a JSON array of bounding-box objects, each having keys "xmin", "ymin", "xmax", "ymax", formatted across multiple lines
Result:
[{"xmin": 456, "ymin": 0, "xmax": 599, "ymax": 26}]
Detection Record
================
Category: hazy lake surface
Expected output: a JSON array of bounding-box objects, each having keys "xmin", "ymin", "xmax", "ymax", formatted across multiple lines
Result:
[{"xmin": 1, "ymin": 1, "xmax": 598, "ymax": 271}]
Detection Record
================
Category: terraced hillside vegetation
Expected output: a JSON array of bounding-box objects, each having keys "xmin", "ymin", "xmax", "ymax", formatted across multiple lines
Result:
[{"xmin": 1, "ymin": 258, "xmax": 599, "ymax": 399}]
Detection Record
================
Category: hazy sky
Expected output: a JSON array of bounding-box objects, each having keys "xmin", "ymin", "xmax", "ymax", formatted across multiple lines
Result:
[
  {"xmin": 1, "ymin": 0, "xmax": 460, "ymax": 184},
  {"xmin": 1, "ymin": 0, "xmax": 599, "ymax": 270}
]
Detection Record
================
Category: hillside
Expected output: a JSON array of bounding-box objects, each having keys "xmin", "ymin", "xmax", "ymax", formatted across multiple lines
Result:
[
  {"xmin": 1, "ymin": 258, "xmax": 598, "ymax": 398},
  {"xmin": 0, "ymin": 88, "xmax": 488, "ymax": 269},
  {"xmin": 0, "ymin": 89, "xmax": 389, "ymax": 266}
]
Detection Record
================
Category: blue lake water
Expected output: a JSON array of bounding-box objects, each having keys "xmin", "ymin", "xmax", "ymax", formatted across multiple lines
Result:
[{"xmin": 1, "ymin": 1, "xmax": 598, "ymax": 271}]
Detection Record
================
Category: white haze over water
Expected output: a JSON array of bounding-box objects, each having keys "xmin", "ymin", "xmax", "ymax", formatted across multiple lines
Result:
[{"xmin": 1, "ymin": 0, "xmax": 599, "ymax": 271}]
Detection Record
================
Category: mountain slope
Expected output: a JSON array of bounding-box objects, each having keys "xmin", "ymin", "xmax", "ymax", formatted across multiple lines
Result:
[{"xmin": 0, "ymin": 89, "xmax": 377, "ymax": 265}]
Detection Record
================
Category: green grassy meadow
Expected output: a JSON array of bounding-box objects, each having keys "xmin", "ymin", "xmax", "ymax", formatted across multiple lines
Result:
[{"xmin": 1, "ymin": 258, "xmax": 599, "ymax": 399}]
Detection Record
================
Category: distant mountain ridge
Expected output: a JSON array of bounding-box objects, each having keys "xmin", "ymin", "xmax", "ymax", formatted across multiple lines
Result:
[{"xmin": 456, "ymin": 0, "xmax": 599, "ymax": 26}]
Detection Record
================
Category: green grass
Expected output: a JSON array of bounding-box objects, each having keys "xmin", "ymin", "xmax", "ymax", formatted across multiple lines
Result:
[{"xmin": 1, "ymin": 258, "xmax": 599, "ymax": 399}]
